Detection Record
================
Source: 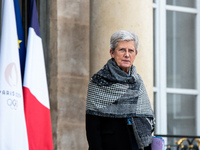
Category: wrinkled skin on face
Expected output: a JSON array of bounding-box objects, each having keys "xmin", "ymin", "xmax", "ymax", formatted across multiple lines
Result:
[{"xmin": 110, "ymin": 40, "xmax": 137, "ymax": 73}]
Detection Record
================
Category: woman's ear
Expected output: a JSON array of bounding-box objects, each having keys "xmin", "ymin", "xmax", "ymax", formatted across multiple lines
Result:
[{"xmin": 110, "ymin": 49, "xmax": 114, "ymax": 58}]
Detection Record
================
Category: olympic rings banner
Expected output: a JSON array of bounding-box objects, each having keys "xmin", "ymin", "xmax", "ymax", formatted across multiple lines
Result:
[{"xmin": 0, "ymin": 0, "xmax": 29, "ymax": 149}]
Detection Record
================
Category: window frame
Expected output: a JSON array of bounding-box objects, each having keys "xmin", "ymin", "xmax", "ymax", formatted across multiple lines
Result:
[{"xmin": 153, "ymin": 0, "xmax": 200, "ymax": 136}]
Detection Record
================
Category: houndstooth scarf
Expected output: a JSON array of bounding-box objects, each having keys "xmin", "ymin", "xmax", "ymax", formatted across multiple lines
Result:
[{"xmin": 86, "ymin": 58, "xmax": 155, "ymax": 148}]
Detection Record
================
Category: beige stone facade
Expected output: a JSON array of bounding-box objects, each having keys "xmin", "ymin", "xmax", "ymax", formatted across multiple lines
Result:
[{"xmin": 48, "ymin": 0, "xmax": 153, "ymax": 149}]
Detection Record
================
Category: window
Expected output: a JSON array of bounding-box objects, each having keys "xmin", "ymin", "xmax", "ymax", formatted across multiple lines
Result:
[{"xmin": 153, "ymin": 0, "xmax": 200, "ymax": 146}]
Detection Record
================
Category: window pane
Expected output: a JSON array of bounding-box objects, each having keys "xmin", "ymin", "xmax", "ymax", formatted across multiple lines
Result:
[
  {"xmin": 167, "ymin": 0, "xmax": 196, "ymax": 8},
  {"xmin": 167, "ymin": 11, "xmax": 196, "ymax": 89},
  {"xmin": 153, "ymin": 9, "xmax": 156, "ymax": 87},
  {"xmin": 167, "ymin": 94, "xmax": 197, "ymax": 136}
]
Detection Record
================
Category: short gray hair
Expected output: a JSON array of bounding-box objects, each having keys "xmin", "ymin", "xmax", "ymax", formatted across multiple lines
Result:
[{"xmin": 110, "ymin": 30, "xmax": 139, "ymax": 51}]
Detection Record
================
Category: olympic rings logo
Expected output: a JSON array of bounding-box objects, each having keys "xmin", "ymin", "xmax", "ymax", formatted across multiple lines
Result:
[{"xmin": 7, "ymin": 99, "xmax": 18, "ymax": 110}]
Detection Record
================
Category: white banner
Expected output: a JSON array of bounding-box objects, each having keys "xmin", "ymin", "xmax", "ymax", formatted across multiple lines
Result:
[{"xmin": 0, "ymin": 0, "xmax": 28, "ymax": 149}]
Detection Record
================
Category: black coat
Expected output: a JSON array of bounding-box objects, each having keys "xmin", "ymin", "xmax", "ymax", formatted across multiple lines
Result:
[{"xmin": 86, "ymin": 114, "xmax": 147, "ymax": 150}]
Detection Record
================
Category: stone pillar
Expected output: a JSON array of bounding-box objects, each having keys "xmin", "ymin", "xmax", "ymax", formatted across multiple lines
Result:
[
  {"xmin": 56, "ymin": 0, "xmax": 90, "ymax": 149},
  {"xmin": 49, "ymin": 0, "xmax": 90, "ymax": 150},
  {"xmin": 90, "ymin": 0, "xmax": 153, "ymax": 104}
]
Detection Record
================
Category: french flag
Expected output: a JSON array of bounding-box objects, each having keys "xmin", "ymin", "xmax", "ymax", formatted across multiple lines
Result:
[{"xmin": 23, "ymin": 0, "xmax": 53, "ymax": 149}]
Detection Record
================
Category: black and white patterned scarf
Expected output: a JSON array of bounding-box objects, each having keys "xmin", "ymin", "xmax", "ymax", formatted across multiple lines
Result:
[{"xmin": 86, "ymin": 58, "xmax": 155, "ymax": 148}]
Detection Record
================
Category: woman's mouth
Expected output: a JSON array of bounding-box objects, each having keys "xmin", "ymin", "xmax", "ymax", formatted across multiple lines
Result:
[{"xmin": 122, "ymin": 60, "xmax": 130, "ymax": 62}]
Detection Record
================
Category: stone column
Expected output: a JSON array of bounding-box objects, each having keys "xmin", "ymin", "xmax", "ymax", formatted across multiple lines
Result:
[
  {"xmin": 56, "ymin": 0, "xmax": 90, "ymax": 150},
  {"xmin": 49, "ymin": 0, "xmax": 90, "ymax": 149},
  {"xmin": 90, "ymin": 0, "xmax": 154, "ymax": 105}
]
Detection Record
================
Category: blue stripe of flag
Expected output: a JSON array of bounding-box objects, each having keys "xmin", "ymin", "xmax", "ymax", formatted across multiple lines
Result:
[
  {"xmin": 14, "ymin": 0, "xmax": 26, "ymax": 79},
  {"xmin": 28, "ymin": 0, "xmax": 41, "ymax": 37}
]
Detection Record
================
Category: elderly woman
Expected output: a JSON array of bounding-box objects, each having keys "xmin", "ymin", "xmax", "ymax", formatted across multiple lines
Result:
[{"xmin": 86, "ymin": 30, "xmax": 155, "ymax": 150}]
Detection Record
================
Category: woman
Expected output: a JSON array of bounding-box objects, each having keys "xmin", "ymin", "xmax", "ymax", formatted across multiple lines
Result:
[{"xmin": 86, "ymin": 30, "xmax": 155, "ymax": 150}]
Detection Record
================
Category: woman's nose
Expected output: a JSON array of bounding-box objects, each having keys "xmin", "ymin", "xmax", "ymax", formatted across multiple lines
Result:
[{"xmin": 124, "ymin": 50, "xmax": 129, "ymax": 57}]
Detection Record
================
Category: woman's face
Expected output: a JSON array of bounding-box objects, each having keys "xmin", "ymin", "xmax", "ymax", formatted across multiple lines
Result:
[{"xmin": 110, "ymin": 40, "xmax": 137, "ymax": 73}]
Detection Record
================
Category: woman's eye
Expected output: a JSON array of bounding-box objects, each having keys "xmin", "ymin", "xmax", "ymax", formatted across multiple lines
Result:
[
  {"xmin": 119, "ymin": 49, "xmax": 125, "ymax": 52},
  {"xmin": 129, "ymin": 50, "xmax": 134, "ymax": 53}
]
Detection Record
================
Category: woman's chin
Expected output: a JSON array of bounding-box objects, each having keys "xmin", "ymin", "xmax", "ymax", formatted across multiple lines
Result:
[
  {"xmin": 121, "ymin": 65, "xmax": 131, "ymax": 69},
  {"xmin": 120, "ymin": 66, "xmax": 131, "ymax": 73}
]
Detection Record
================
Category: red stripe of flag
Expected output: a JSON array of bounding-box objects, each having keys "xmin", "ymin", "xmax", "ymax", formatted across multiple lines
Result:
[{"xmin": 24, "ymin": 87, "xmax": 53, "ymax": 150}]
